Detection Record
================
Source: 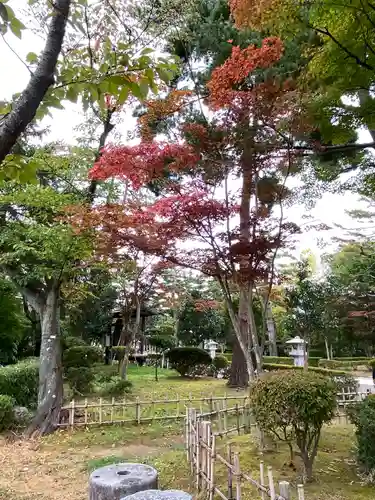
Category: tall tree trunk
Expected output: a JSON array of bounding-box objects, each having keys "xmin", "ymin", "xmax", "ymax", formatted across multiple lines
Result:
[
  {"xmin": 121, "ymin": 299, "xmax": 141, "ymax": 380},
  {"xmin": 228, "ymin": 336, "xmax": 249, "ymax": 387},
  {"xmin": 26, "ymin": 284, "xmax": 63, "ymax": 436},
  {"xmin": 358, "ymin": 89, "xmax": 375, "ymax": 142}
]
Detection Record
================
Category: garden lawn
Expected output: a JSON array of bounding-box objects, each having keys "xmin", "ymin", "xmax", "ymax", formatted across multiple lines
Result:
[{"xmin": 0, "ymin": 367, "xmax": 373, "ymax": 500}]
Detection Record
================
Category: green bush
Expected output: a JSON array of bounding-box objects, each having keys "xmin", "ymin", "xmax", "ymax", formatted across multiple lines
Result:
[
  {"xmin": 63, "ymin": 345, "xmax": 102, "ymax": 369},
  {"xmin": 0, "ymin": 395, "xmax": 14, "ymax": 431},
  {"xmin": 318, "ymin": 358, "xmax": 368, "ymax": 370},
  {"xmin": 61, "ymin": 335, "xmax": 87, "ymax": 350},
  {"xmin": 97, "ymin": 376, "xmax": 132, "ymax": 397},
  {"xmin": 334, "ymin": 357, "xmax": 369, "ymax": 361},
  {"xmin": 0, "ymin": 361, "xmax": 38, "ymax": 408},
  {"xmin": 308, "ymin": 357, "xmax": 320, "ymax": 367},
  {"xmin": 65, "ymin": 367, "xmax": 94, "ymax": 396},
  {"xmin": 63, "ymin": 344, "xmax": 102, "ymax": 396},
  {"xmin": 167, "ymin": 347, "xmax": 212, "ymax": 377},
  {"xmin": 333, "ymin": 373, "xmax": 358, "ymax": 395},
  {"xmin": 348, "ymin": 395, "xmax": 375, "ymax": 473},
  {"xmin": 212, "ymin": 354, "xmax": 229, "ymax": 372},
  {"xmin": 250, "ymin": 370, "xmax": 337, "ymax": 481}
]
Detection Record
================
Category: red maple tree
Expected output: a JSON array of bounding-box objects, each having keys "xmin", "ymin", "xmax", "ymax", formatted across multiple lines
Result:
[{"xmin": 77, "ymin": 38, "xmax": 304, "ymax": 385}]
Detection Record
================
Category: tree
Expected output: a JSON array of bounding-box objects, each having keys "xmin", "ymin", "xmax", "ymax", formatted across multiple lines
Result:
[
  {"xmin": 0, "ymin": 276, "xmax": 26, "ymax": 364},
  {"xmin": 178, "ymin": 290, "xmax": 226, "ymax": 346},
  {"xmin": 62, "ymin": 268, "xmax": 118, "ymax": 344},
  {"xmin": 283, "ymin": 259, "xmax": 326, "ymax": 365},
  {"xmin": 79, "ymin": 35, "xmax": 304, "ymax": 387},
  {"xmin": 0, "ymin": 0, "xmax": 177, "ymax": 177},
  {"xmin": 250, "ymin": 371, "xmax": 337, "ymax": 481},
  {"xmin": 0, "ymin": 150, "xmax": 94, "ymax": 435}
]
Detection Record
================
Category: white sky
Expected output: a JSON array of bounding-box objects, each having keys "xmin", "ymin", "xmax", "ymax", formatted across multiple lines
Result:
[{"xmin": 0, "ymin": 1, "xmax": 371, "ymax": 268}]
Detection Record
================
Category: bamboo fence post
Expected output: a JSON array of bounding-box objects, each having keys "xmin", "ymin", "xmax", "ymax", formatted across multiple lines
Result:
[
  {"xmin": 209, "ymin": 393, "xmax": 214, "ymax": 416},
  {"xmin": 99, "ymin": 398, "xmax": 103, "ymax": 425},
  {"xmin": 223, "ymin": 396, "xmax": 228, "ymax": 432},
  {"xmin": 236, "ymin": 403, "xmax": 240, "ymax": 435},
  {"xmin": 196, "ymin": 420, "xmax": 202, "ymax": 490},
  {"xmin": 268, "ymin": 466, "xmax": 276, "ymax": 500},
  {"xmin": 111, "ymin": 397, "xmax": 115, "ymax": 423},
  {"xmin": 122, "ymin": 396, "xmax": 126, "ymax": 418},
  {"xmin": 136, "ymin": 397, "xmax": 141, "ymax": 424},
  {"xmin": 297, "ymin": 484, "xmax": 305, "ymax": 500},
  {"xmin": 201, "ymin": 420, "xmax": 210, "ymax": 490},
  {"xmin": 69, "ymin": 400, "xmax": 75, "ymax": 427},
  {"xmin": 177, "ymin": 393, "xmax": 180, "ymax": 418},
  {"xmin": 185, "ymin": 406, "xmax": 190, "ymax": 461},
  {"xmin": 233, "ymin": 452, "xmax": 241, "ymax": 500},
  {"xmin": 84, "ymin": 398, "xmax": 88, "ymax": 426},
  {"xmin": 209, "ymin": 433, "xmax": 216, "ymax": 500},
  {"xmin": 152, "ymin": 392, "xmax": 155, "ymax": 420},
  {"xmin": 259, "ymin": 461, "xmax": 265, "ymax": 500},
  {"xmin": 227, "ymin": 444, "xmax": 233, "ymax": 500},
  {"xmin": 217, "ymin": 401, "xmax": 223, "ymax": 435},
  {"xmin": 279, "ymin": 481, "xmax": 290, "ymax": 500}
]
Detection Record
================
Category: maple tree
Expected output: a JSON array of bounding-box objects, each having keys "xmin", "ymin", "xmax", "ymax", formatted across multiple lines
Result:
[{"xmin": 77, "ymin": 35, "xmax": 303, "ymax": 385}]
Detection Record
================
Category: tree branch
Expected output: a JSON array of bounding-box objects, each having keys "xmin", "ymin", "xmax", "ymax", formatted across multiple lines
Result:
[{"xmin": 0, "ymin": 0, "xmax": 71, "ymax": 165}]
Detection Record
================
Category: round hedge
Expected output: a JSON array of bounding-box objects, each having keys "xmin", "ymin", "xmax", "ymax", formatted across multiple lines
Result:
[{"xmin": 167, "ymin": 347, "xmax": 212, "ymax": 377}]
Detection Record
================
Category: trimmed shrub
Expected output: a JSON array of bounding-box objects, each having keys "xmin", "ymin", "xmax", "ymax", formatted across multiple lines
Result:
[
  {"xmin": 308, "ymin": 357, "xmax": 320, "ymax": 367},
  {"xmin": 334, "ymin": 357, "xmax": 369, "ymax": 361},
  {"xmin": 0, "ymin": 361, "xmax": 38, "ymax": 408},
  {"xmin": 212, "ymin": 354, "xmax": 229, "ymax": 372},
  {"xmin": 112, "ymin": 346, "xmax": 126, "ymax": 361},
  {"xmin": 318, "ymin": 358, "xmax": 367, "ymax": 370},
  {"xmin": 63, "ymin": 345, "xmax": 102, "ymax": 369},
  {"xmin": 61, "ymin": 336, "xmax": 87, "ymax": 350},
  {"xmin": 263, "ymin": 362, "xmax": 348, "ymax": 377},
  {"xmin": 63, "ymin": 345, "xmax": 102, "ymax": 396},
  {"xmin": 348, "ymin": 395, "xmax": 375, "ymax": 474},
  {"xmin": 263, "ymin": 356, "xmax": 293, "ymax": 365},
  {"xmin": 97, "ymin": 376, "xmax": 132, "ymax": 397},
  {"xmin": 65, "ymin": 367, "xmax": 94, "ymax": 396},
  {"xmin": 148, "ymin": 335, "xmax": 176, "ymax": 352},
  {"xmin": 0, "ymin": 395, "xmax": 15, "ymax": 431},
  {"xmin": 250, "ymin": 370, "xmax": 337, "ymax": 481},
  {"xmin": 167, "ymin": 347, "xmax": 212, "ymax": 377}
]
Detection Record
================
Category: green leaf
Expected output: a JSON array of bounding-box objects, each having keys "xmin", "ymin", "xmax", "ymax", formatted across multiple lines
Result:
[
  {"xmin": 117, "ymin": 86, "xmax": 129, "ymax": 105},
  {"xmin": 65, "ymin": 85, "xmax": 79, "ymax": 103},
  {"xmin": 156, "ymin": 67, "xmax": 172, "ymax": 84},
  {"xmin": 26, "ymin": 52, "xmax": 38, "ymax": 64},
  {"xmin": 128, "ymin": 82, "xmax": 144, "ymax": 101},
  {"xmin": 9, "ymin": 17, "xmax": 25, "ymax": 38},
  {"xmin": 139, "ymin": 78, "xmax": 149, "ymax": 99}
]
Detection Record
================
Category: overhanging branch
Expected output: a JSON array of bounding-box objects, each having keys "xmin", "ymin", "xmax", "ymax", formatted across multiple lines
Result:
[{"xmin": 0, "ymin": 0, "xmax": 71, "ymax": 165}]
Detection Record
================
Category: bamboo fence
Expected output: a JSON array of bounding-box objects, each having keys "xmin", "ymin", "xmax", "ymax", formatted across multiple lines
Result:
[
  {"xmin": 57, "ymin": 388, "xmax": 371, "ymax": 428},
  {"xmin": 185, "ymin": 407, "xmax": 305, "ymax": 500},
  {"xmin": 57, "ymin": 393, "xmax": 249, "ymax": 427}
]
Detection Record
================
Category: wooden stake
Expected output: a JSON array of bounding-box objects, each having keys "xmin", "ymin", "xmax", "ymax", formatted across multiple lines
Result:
[
  {"xmin": 236, "ymin": 403, "xmax": 240, "ymax": 435},
  {"xmin": 268, "ymin": 466, "xmax": 276, "ymax": 500},
  {"xmin": 209, "ymin": 433, "xmax": 216, "ymax": 500},
  {"xmin": 297, "ymin": 484, "xmax": 305, "ymax": 500},
  {"xmin": 84, "ymin": 398, "xmax": 88, "ymax": 426},
  {"xmin": 234, "ymin": 453, "xmax": 241, "ymax": 500},
  {"xmin": 227, "ymin": 444, "xmax": 233, "ymax": 500},
  {"xmin": 99, "ymin": 398, "xmax": 103, "ymax": 425},
  {"xmin": 69, "ymin": 400, "xmax": 75, "ymax": 427},
  {"xmin": 136, "ymin": 396, "xmax": 141, "ymax": 424},
  {"xmin": 110, "ymin": 397, "xmax": 115, "ymax": 423},
  {"xmin": 279, "ymin": 481, "xmax": 290, "ymax": 500},
  {"xmin": 259, "ymin": 461, "xmax": 265, "ymax": 500},
  {"xmin": 196, "ymin": 421, "xmax": 201, "ymax": 490}
]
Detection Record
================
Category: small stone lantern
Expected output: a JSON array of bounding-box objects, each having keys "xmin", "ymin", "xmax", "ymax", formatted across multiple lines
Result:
[
  {"xmin": 204, "ymin": 340, "xmax": 218, "ymax": 359},
  {"xmin": 286, "ymin": 336, "xmax": 307, "ymax": 367}
]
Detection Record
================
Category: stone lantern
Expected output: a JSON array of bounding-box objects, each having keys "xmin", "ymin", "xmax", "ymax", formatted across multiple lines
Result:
[
  {"xmin": 204, "ymin": 340, "xmax": 218, "ymax": 359},
  {"xmin": 286, "ymin": 336, "xmax": 307, "ymax": 367}
]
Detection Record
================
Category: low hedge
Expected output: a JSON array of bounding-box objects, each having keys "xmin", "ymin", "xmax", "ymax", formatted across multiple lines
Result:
[
  {"xmin": 0, "ymin": 361, "xmax": 38, "ymax": 408},
  {"xmin": 263, "ymin": 356, "xmax": 293, "ymax": 365},
  {"xmin": 319, "ymin": 358, "xmax": 370, "ymax": 370},
  {"xmin": 334, "ymin": 357, "xmax": 369, "ymax": 361},
  {"xmin": 263, "ymin": 363, "xmax": 349, "ymax": 377}
]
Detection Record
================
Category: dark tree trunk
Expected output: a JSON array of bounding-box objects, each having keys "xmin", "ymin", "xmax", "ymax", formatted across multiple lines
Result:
[
  {"xmin": 0, "ymin": 0, "xmax": 71, "ymax": 163},
  {"xmin": 26, "ymin": 284, "xmax": 63, "ymax": 436},
  {"xmin": 228, "ymin": 337, "xmax": 249, "ymax": 388}
]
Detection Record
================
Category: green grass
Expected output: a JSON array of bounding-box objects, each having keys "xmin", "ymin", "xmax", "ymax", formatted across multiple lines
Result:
[{"xmin": 4, "ymin": 366, "xmax": 375, "ymax": 500}]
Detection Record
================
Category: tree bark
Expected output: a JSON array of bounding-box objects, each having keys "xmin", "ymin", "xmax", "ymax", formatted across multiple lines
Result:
[
  {"xmin": 0, "ymin": 0, "xmax": 71, "ymax": 164},
  {"xmin": 26, "ymin": 283, "xmax": 63, "ymax": 436},
  {"xmin": 228, "ymin": 336, "xmax": 249, "ymax": 388},
  {"xmin": 324, "ymin": 337, "xmax": 330, "ymax": 360}
]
